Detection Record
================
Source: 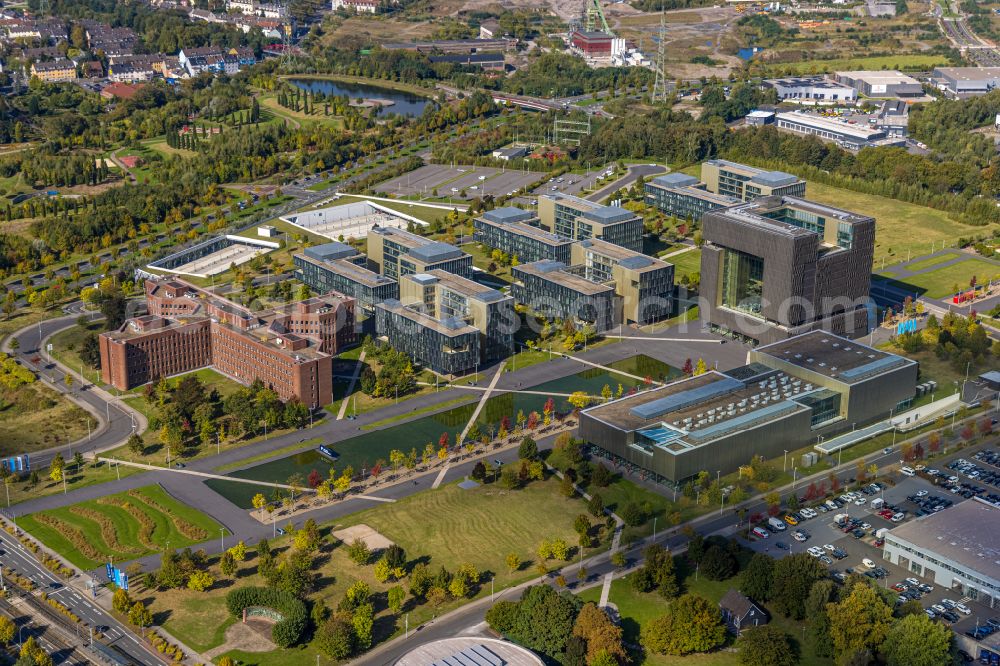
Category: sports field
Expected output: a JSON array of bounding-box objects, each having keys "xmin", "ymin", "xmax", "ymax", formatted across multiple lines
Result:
[
  {"xmin": 20, "ymin": 485, "xmax": 221, "ymax": 570},
  {"xmin": 767, "ymin": 54, "xmax": 949, "ymax": 75}
]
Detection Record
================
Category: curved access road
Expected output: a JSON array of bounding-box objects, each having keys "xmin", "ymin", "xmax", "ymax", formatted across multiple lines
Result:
[{"xmin": 4, "ymin": 312, "xmax": 143, "ymax": 469}]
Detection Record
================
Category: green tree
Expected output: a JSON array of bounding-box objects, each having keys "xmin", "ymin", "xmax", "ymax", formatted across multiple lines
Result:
[
  {"xmin": 127, "ymin": 433, "xmax": 144, "ymax": 456},
  {"xmin": 737, "ymin": 625, "xmax": 797, "ymax": 666},
  {"xmin": 316, "ymin": 614, "xmax": 355, "ymax": 659},
  {"xmin": 187, "ymin": 571, "xmax": 215, "ymax": 592},
  {"xmin": 128, "ymin": 601, "xmax": 153, "ymax": 628},
  {"xmin": 220, "ymin": 550, "xmax": 237, "ymax": 577},
  {"xmin": 352, "ymin": 603, "xmax": 374, "ymax": 650},
  {"xmin": 641, "ymin": 594, "xmax": 725, "ymax": 655},
  {"xmin": 700, "ymin": 545, "xmax": 737, "ymax": 581},
  {"xmin": 881, "ymin": 612, "xmax": 953, "ymax": 666},
  {"xmin": 770, "ymin": 554, "xmax": 826, "ymax": 619},
  {"xmin": 505, "ymin": 552, "xmax": 521, "ymax": 573},
  {"xmin": 826, "ymin": 582, "xmax": 893, "ymax": 660},
  {"xmin": 387, "ymin": 586, "xmax": 406, "ymax": 615},
  {"xmin": 805, "ymin": 579, "xmax": 838, "ymax": 657},
  {"xmin": 588, "ymin": 493, "xmax": 605, "ymax": 517},
  {"xmin": 112, "ymin": 588, "xmax": 132, "ymax": 614},
  {"xmin": 740, "ymin": 553, "xmax": 774, "ymax": 601},
  {"xmin": 0, "ymin": 615, "xmax": 13, "ymax": 646},
  {"xmin": 518, "ymin": 436, "xmax": 538, "ymax": 460}
]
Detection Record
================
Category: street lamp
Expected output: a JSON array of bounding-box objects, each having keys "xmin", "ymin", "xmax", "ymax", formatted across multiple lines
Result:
[{"xmin": 783, "ymin": 450, "xmax": 789, "ymax": 473}]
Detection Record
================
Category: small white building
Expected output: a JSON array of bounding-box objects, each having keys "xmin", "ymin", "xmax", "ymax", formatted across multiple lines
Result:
[{"xmin": 331, "ymin": 0, "xmax": 379, "ymax": 13}]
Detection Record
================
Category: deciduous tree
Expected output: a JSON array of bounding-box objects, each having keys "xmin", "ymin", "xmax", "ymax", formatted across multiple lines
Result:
[
  {"xmin": 737, "ymin": 625, "xmax": 797, "ymax": 666},
  {"xmin": 882, "ymin": 612, "xmax": 953, "ymax": 666}
]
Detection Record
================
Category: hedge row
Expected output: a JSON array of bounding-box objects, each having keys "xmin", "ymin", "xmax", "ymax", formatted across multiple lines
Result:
[{"xmin": 225, "ymin": 586, "xmax": 307, "ymax": 647}]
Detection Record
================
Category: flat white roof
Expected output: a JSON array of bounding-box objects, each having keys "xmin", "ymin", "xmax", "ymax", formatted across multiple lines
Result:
[{"xmin": 776, "ymin": 111, "xmax": 884, "ymax": 140}]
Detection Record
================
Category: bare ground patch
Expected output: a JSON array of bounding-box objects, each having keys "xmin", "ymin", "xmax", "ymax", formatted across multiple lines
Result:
[{"xmin": 332, "ymin": 523, "xmax": 395, "ymax": 551}]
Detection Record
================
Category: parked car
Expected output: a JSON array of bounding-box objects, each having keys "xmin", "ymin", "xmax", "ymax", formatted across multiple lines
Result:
[
  {"xmin": 752, "ymin": 527, "xmax": 769, "ymax": 539},
  {"xmin": 862, "ymin": 558, "xmax": 876, "ymax": 569}
]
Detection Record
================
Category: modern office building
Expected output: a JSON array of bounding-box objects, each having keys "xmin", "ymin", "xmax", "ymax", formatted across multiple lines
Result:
[
  {"xmin": 578, "ymin": 330, "xmax": 917, "ymax": 483},
  {"xmin": 366, "ymin": 226, "xmax": 473, "ymax": 280},
  {"xmin": 834, "ymin": 70, "xmax": 924, "ymax": 98},
  {"xmin": 512, "ymin": 238, "xmax": 674, "ymax": 329},
  {"xmin": 473, "ymin": 207, "xmax": 575, "ymax": 265},
  {"xmin": 932, "ymin": 66, "xmax": 1000, "ymax": 97},
  {"xmin": 99, "ymin": 278, "xmax": 357, "ymax": 407},
  {"xmin": 374, "ymin": 270, "xmax": 515, "ymax": 375},
  {"xmin": 537, "ymin": 194, "xmax": 643, "ymax": 252},
  {"xmin": 774, "ymin": 111, "xmax": 894, "ymax": 149},
  {"xmin": 644, "ymin": 173, "xmax": 740, "ymax": 221},
  {"xmin": 700, "ymin": 195, "xmax": 875, "ymax": 345},
  {"xmin": 293, "ymin": 242, "xmax": 399, "ymax": 313},
  {"xmin": 644, "ymin": 161, "xmax": 805, "ymax": 220},
  {"xmin": 763, "ymin": 77, "xmax": 858, "ymax": 103},
  {"xmin": 883, "ymin": 499, "xmax": 1000, "ymax": 608}
]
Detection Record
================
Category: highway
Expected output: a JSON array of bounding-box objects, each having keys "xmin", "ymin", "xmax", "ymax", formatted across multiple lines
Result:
[{"xmin": 0, "ymin": 525, "xmax": 164, "ymax": 666}]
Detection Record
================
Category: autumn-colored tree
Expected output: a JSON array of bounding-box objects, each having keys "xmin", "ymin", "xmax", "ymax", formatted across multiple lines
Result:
[
  {"xmin": 682, "ymin": 358, "xmax": 693, "ymax": 376},
  {"xmin": 826, "ymin": 582, "xmax": 893, "ymax": 658},
  {"xmin": 572, "ymin": 602, "xmax": 627, "ymax": 664},
  {"xmin": 568, "ymin": 391, "xmax": 591, "ymax": 410}
]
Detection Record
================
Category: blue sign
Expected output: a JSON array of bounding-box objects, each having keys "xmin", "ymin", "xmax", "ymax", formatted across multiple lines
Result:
[
  {"xmin": 106, "ymin": 563, "xmax": 114, "ymax": 580},
  {"xmin": 113, "ymin": 569, "xmax": 129, "ymax": 591},
  {"xmin": 896, "ymin": 319, "xmax": 917, "ymax": 336},
  {"xmin": 2, "ymin": 456, "xmax": 29, "ymax": 473}
]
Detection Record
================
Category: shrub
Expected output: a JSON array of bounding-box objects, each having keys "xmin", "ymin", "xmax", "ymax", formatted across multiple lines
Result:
[{"xmin": 225, "ymin": 586, "xmax": 308, "ymax": 647}]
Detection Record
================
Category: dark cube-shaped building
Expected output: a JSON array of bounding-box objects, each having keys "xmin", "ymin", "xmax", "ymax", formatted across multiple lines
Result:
[{"xmin": 700, "ymin": 196, "xmax": 875, "ymax": 345}]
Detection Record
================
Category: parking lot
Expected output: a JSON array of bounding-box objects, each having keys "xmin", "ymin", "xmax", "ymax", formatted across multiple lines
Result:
[
  {"xmin": 375, "ymin": 164, "xmax": 545, "ymax": 201},
  {"xmin": 741, "ymin": 442, "xmax": 1000, "ymax": 660}
]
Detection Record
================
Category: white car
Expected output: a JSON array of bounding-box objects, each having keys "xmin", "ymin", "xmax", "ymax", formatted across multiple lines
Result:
[
  {"xmin": 854, "ymin": 497, "xmax": 867, "ymax": 505},
  {"xmin": 955, "ymin": 604, "xmax": 972, "ymax": 615},
  {"xmin": 478, "ymin": 175, "xmax": 486, "ymax": 181},
  {"xmin": 792, "ymin": 531, "xmax": 808, "ymax": 542},
  {"xmin": 862, "ymin": 558, "xmax": 876, "ymax": 569},
  {"xmin": 915, "ymin": 490, "xmax": 928, "ymax": 497},
  {"xmin": 800, "ymin": 508, "xmax": 817, "ymax": 519},
  {"xmin": 906, "ymin": 577, "xmax": 920, "ymax": 586},
  {"xmin": 823, "ymin": 544, "xmax": 835, "ymax": 551},
  {"xmin": 807, "ymin": 547, "xmax": 824, "ymax": 557},
  {"xmin": 891, "ymin": 513, "xmax": 905, "ymax": 522}
]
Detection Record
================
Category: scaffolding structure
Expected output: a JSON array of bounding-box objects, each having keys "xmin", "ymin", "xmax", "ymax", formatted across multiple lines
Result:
[
  {"xmin": 583, "ymin": 0, "xmax": 612, "ymax": 34},
  {"xmin": 553, "ymin": 117, "xmax": 592, "ymax": 146}
]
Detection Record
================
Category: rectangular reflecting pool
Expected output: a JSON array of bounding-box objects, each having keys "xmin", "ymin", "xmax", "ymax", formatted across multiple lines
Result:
[{"xmin": 206, "ymin": 355, "xmax": 680, "ymax": 508}]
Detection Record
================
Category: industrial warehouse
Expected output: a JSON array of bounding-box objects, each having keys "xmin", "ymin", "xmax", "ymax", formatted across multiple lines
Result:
[{"xmin": 578, "ymin": 331, "xmax": 918, "ymax": 483}]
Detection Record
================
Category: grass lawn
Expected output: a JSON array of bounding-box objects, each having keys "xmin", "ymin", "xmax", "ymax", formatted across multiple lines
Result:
[
  {"xmin": 665, "ymin": 248, "xmax": 702, "ymax": 281},
  {"xmin": 257, "ymin": 94, "xmax": 346, "ymax": 129},
  {"xmin": 359, "ymin": 395, "xmax": 474, "ymax": 430},
  {"xmin": 145, "ymin": 476, "xmax": 599, "ymax": 665},
  {"xmin": 767, "ymin": 53, "xmax": 949, "ymax": 75},
  {"xmin": 578, "ymin": 561, "xmax": 831, "ymax": 665},
  {"xmin": 47, "ymin": 321, "xmax": 104, "ymax": 386},
  {"xmin": 4, "ymin": 459, "xmax": 138, "ymax": 506},
  {"xmin": 20, "ymin": 485, "xmax": 221, "ymax": 570},
  {"xmin": 142, "ymin": 138, "xmax": 196, "ymax": 159},
  {"xmin": 877, "ymin": 256, "xmax": 1000, "ymax": 299},
  {"xmin": 802, "ymin": 181, "xmax": 982, "ymax": 268},
  {"xmin": 338, "ymin": 478, "xmax": 603, "ymax": 585}
]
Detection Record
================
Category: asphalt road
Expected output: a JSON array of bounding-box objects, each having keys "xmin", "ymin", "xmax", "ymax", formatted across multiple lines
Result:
[
  {"xmin": 7, "ymin": 313, "xmax": 139, "ymax": 469},
  {"xmin": 586, "ymin": 164, "xmax": 666, "ymax": 204},
  {"xmin": 0, "ymin": 526, "xmax": 164, "ymax": 666}
]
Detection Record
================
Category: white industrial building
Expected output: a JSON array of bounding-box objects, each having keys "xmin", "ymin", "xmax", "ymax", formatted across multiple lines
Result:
[
  {"xmin": 883, "ymin": 499, "xmax": 1000, "ymax": 609},
  {"xmin": 764, "ymin": 77, "xmax": 858, "ymax": 104}
]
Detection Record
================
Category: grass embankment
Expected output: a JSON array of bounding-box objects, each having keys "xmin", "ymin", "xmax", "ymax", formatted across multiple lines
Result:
[
  {"xmin": 20, "ymin": 485, "xmax": 221, "ymax": 570},
  {"xmin": 766, "ymin": 54, "xmax": 950, "ymax": 75}
]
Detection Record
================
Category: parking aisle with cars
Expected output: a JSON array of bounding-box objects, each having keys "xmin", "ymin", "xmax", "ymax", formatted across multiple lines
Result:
[{"xmin": 739, "ymin": 443, "xmax": 1000, "ymax": 664}]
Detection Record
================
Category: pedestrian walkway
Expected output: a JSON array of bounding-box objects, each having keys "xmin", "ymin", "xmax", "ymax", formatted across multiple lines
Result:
[
  {"xmin": 337, "ymin": 350, "xmax": 366, "ymax": 420},
  {"xmin": 562, "ymin": 353, "xmax": 665, "ymax": 386},
  {"xmin": 102, "ymin": 458, "xmax": 317, "ymax": 493}
]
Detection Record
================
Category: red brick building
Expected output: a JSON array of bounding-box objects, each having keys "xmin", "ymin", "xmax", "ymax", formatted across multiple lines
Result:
[
  {"xmin": 570, "ymin": 31, "xmax": 614, "ymax": 56},
  {"xmin": 99, "ymin": 278, "xmax": 355, "ymax": 407}
]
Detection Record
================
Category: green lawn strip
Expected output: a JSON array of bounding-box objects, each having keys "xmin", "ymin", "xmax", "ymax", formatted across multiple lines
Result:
[
  {"xmin": 21, "ymin": 485, "xmax": 221, "ymax": 570},
  {"xmin": 767, "ymin": 54, "xmax": 949, "ymax": 75},
  {"xmin": 894, "ymin": 252, "xmax": 960, "ymax": 274},
  {"xmin": 666, "ymin": 248, "xmax": 702, "ymax": 280},
  {"xmin": 215, "ymin": 437, "xmax": 323, "ymax": 473},
  {"xmin": 359, "ymin": 395, "xmax": 474, "ymax": 430},
  {"xmin": 5, "ymin": 462, "xmax": 139, "ymax": 506},
  {"xmin": 887, "ymin": 257, "xmax": 1000, "ymax": 299},
  {"xmin": 132, "ymin": 485, "xmax": 222, "ymax": 537}
]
